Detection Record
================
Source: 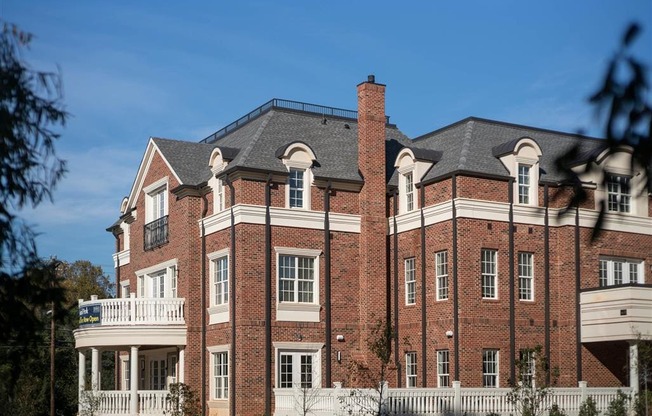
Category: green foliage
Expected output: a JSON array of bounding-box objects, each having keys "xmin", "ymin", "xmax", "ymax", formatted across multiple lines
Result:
[
  {"xmin": 555, "ymin": 23, "xmax": 651, "ymax": 238},
  {"xmin": 165, "ymin": 383, "xmax": 200, "ymax": 416},
  {"xmin": 634, "ymin": 390, "xmax": 652, "ymax": 416},
  {"xmin": 604, "ymin": 391, "xmax": 630, "ymax": 416},
  {"xmin": 579, "ymin": 397, "xmax": 599, "ymax": 416},
  {"xmin": 0, "ymin": 22, "xmax": 67, "ymax": 406},
  {"xmin": 549, "ymin": 404, "xmax": 568, "ymax": 416},
  {"xmin": 507, "ymin": 346, "xmax": 557, "ymax": 416}
]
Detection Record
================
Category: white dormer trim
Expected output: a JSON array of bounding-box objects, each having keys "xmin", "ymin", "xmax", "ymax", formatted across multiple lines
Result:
[
  {"xmin": 497, "ymin": 138, "xmax": 542, "ymax": 206},
  {"xmin": 280, "ymin": 143, "xmax": 315, "ymax": 210},
  {"xmin": 395, "ymin": 148, "xmax": 433, "ymax": 214},
  {"xmin": 126, "ymin": 139, "xmax": 183, "ymax": 211},
  {"xmin": 578, "ymin": 147, "xmax": 649, "ymax": 216},
  {"xmin": 209, "ymin": 148, "xmax": 229, "ymax": 175}
]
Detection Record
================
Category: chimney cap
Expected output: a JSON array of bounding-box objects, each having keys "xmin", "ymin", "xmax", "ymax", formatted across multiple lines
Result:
[{"xmin": 367, "ymin": 74, "xmax": 375, "ymax": 83}]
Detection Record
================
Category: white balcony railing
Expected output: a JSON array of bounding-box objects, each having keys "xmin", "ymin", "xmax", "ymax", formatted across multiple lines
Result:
[
  {"xmin": 78, "ymin": 295, "xmax": 185, "ymax": 328},
  {"xmin": 82, "ymin": 390, "xmax": 168, "ymax": 416}
]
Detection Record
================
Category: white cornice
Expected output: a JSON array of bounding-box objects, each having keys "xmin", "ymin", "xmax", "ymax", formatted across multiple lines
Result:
[
  {"xmin": 200, "ymin": 204, "xmax": 361, "ymax": 236},
  {"xmin": 112, "ymin": 250, "xmax": 131, "ymax": 268},
  {"xmin": 389, "ymin": 197, "xmax": 652, "ymax": 235},
  {"xmin": 74, "ymin": 325, "xmax": 187, "ymax": 349}
]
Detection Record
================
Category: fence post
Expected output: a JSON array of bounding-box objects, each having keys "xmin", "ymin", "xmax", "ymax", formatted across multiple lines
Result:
[
  {"xmin": 579, "ymin": 381, "xmax": 588, "ymax": 403},
  {"xmin": 380, "ymin": 381, "xmax": 389, "ymax": 414},
  {"xmin": 453, "ymin": 381, "xmax": 462, "ymax": 415},
  {"xmin": 334, "ymin": 382, "xmax": 342, "ymax": 414}
]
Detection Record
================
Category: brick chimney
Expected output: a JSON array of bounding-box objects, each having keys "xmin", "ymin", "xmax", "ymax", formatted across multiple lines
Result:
[{"xmin": 357, "ymin": 75, "xmax": 388, "ymax": 357}]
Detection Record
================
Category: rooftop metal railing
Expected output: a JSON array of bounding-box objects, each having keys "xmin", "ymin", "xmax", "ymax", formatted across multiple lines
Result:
[{"xmin": 200, "ymin": 98, "xmax": 391, "ymax": 143}]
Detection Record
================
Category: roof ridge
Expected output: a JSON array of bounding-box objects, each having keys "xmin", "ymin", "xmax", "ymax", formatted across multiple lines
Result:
[
  {"xmin": 237, "ymin": 110, "xmax": 274, "ymax": 166},
  {"xmin": 457, "ymin": 120, "xmax": 475, "ymax": 170}
]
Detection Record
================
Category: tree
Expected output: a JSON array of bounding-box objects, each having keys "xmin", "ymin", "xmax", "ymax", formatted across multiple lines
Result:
[
  {"xmin": 340, "ymin": 320, "xmax": 396, "ymax": 416},
  {"xmin": 556, "ymin": 23, "xmax": 651, "ymax": 238},
  {"xmin": 0, "ymin": 260, "xmax": 112, "ymax": 416},
  {"xmin": 0, "ymin": 21, "xmax": 68, "ymax": 347},
  {"xmin": 507, "ymin": 346, "xmax": 561, "ymax": 416}
]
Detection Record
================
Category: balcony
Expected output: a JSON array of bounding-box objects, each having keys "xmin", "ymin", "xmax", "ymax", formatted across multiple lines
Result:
[
  {"xmin": 74, "ymin": 295, "xmax": 186, "ymax": 349},
  {"xmin": 580, "ymin": 284, "xmax": 652, "ymax": 342},
  {"xmin": 144, "ymin": 215, "xmax": 168, "ymax": 250},
  {"xmin": 81, "ymin": 390, "xmax": 169, "ymax": 416}
]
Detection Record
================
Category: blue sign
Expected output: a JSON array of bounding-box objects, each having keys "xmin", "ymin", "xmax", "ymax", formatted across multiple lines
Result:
[{"xmin": 79, "ymin": 303, "xmax": 101, "ymax": 327}]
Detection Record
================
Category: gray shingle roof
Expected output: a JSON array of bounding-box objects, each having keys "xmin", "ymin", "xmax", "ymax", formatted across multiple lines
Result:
[{"xmin": 149, "ymin": 109, "xmax": 607, "ymax": 190}]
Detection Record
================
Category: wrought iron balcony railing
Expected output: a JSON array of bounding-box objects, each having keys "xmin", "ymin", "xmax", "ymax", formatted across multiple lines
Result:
[{"xmin": 144, "ymin": 215, "xmax": 168, "ymax": 251}]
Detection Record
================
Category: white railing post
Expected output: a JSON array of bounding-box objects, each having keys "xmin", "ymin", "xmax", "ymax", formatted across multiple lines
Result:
[
  {"xmin": 579, "ymin": 381, "xmax": 588, "ymax": 403},
  {"xmin": 334, "ymin": 382, "xmax": 342, "ymax": 414},
  {"xmin": 130, "ymin": 293, "xmax": 136, "ymax": 324},
  {"xmin": 453, "ymin": 381, "xmax": 462, "ymax": 415},
  {"xmin": 130, "ymin": 346, "xmax": 139, "ymax": 416}
]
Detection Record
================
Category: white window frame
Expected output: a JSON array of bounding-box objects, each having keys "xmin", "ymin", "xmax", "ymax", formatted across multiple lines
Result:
[
  {"xmin": 405, "ymin": 258, "xmax": 416, "ymax": 305},
  {"xmin": 483, "ymin": 349, "xmax": 499, "ymax": 388},
  {"xmin": 436, "ymin": 251, "xmax": 449, "ymax": 301},
  {"xmin": 274, "ymin": 342, "xmax": 323, "ymax": 389},
  {"xmin": 481, "ymin": 249, "xmax": 497, "ymax": 299},
  {"xmin": 143, "ymin": 177, "xmax": 169, "ymax": 223},
  {"xmin": 120, "ymin": 280, "xmax": 131, "ymax": 299},
  {"xmin": 135, "ymin": 259, "xmax": 178, "ymax": 299},
  {"xmin": 606, "ymin": 174, "xmax": 631, "ymax": 213},
  {"xmin": 149, "ymin": 358, "xmax": 167, "ymax": 390},
  {"xmin": 283, "ymin": 160, "xmax": 312, "ymax": 210},
  {"xmin": 518, "ymin": 252, "xmax": 534, "ymax": 301},
  {"xmin": 406, "ymin": 352, "xmax": 417, "ymax": 388},
  {"xmin": 437, "ymin": 349, "xmax": 450, "ymax": 387},
  {"xmin": 599, "ymin": 257, "xmax": 644, "ymax": 287},
  {"xmin": 275, "ymin": 247, "xmax": 321, "ymax": 322},
  {"xmin": 121, "ymin": 356, "xmax": 130, "ymax": 390},
  {"xmin": 214, "ymin": 178, "xmax": 225, "ymax": 213},
  {"xmin": 518, "ymin": 164, "xmax": 532, "ymax": 205},
  {"xmin": 519, "ymin": 349, "xmax": 535, "ymax": 388},
  {"xmin": 208, "ymin": 249, "xmax": 230, "ymax": 324},
  {"xmin": 208, "ymin": 345, "xmax": 230, "ymax": 401}
]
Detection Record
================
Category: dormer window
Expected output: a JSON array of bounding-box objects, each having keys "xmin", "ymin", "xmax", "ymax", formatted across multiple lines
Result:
[
  {"xmin": 289, "ymin": 168, "xmax": 305, "ymax": 208},
  {"xmin": 405, "ymin": 172, "xmax": 415, "ymax": 212},
  {"xmin": 143, "ymin": 177, "xmax": 169, "ymax": 251},
  {"xmin": 606, "ymin": 174, "xmax": 631, "ymax": 213},
  {"xmin": 494, "ymin": 138, "xmax": 542, "ymax": 207},
  {"xmin": 518, "ymin": 164, "xmax": 532, "ymax": 204},
  {"xmin": 209, "ymin": 148, "xmax": 233, "ymax": 214},
  {"xmin": 276, "ymin": 142, "xmax": 317, "ymax": 210}
]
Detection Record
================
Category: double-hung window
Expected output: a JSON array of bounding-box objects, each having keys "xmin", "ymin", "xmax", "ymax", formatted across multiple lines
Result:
[
  {"xmin": 405, "ymin": 258, "xmax": 416, "ymax": 305},
  {"xmin": 144, "ymin": 179, "xmax": 169, "ymax": 250},
  {"xmin": 213, "ymin": 352, "xmax": 229, "ymax": 399},
  {"xmin": 518, "ymin": 164, "xmax": 531, "ymax": 204},
  {"xmin": 437, "ymin": 350, "xmax": 450, "ymax": 387},
  {"xmin": 518, "ymin": 253, "xmax": 533, "ymax": 301},
  {"xmin": 606, "ymin": 174, "xmax": 631, "ymax": 213},
  {"xmin": 215, "ymin": 178, "xmax": 225, "ymax": 212},
  {"xmin": 405, "ymin": 172, "xmax": 415, "ymax": 212},
  {"xmin": 599, "ymin": 257, "xmax": 643, "ymax": 286},
  {"xmin": 519, "ymin": 349, "xmax": 535, "ymax": 388},
  {"xmin": 481, "ymin": 249, "xmax": 497, "ymax": 299},
  {"xmin": 483, "ymin": 349, "xmax": 499, "ymax": 387},
  {"xmin": 213, "ymin": 256, "xmax": 229, "ymax": 305},
  {"xmin": 436, "ymin": 251, "xmax": 449, "ymax": 300},
  {"xmin": 279, "ymin": 255, "xmax": 315, "ymax": 303},
  {"xmin": 406, "ymin": 352, "xmax": 417, "ymax": 388},
  {"xmin": 289, "ymin": 169, "xmax": 305, "ymax": 208}
]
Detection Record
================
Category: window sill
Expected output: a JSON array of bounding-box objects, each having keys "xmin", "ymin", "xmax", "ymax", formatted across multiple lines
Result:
[
  {"xmin": 276, "ymin": 302, "xmax": 320, "ymax": 322},
  {"xmin": 208, "ymin": 400, "xmax": 229, "ymax": 409},
  {"xmin": 208, "ymin": 304, "xmax": 229, "ymax": 324}
]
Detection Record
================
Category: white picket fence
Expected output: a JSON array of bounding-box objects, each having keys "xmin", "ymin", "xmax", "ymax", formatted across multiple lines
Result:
[{"xmin": 274, "ymin": 381, "xmax": 633, "ymax": 416}]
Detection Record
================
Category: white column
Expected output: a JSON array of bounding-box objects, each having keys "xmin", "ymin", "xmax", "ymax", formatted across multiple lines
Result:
[
  {"xmin": 91, "ymin": 347, "xmax": 100, "ymax": 390},
  {"xmin": 130, "ymin": 346, "xmax": 139, "ymax": 416},
  {"xmin": 178, "ymin": 347, "xmax": 185, "ymax": 383},
  {"xmin": 629, "ymin": 341, "xmax": 639, "ymax": 394},
  {"xmin": 78, "ymin": 350, "xmax": 86, "ymax": 414}
]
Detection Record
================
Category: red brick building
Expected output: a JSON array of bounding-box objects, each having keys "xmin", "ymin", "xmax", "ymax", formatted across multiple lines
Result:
[{"xmin": 75, "ymin": 77, "xmax": 652, "ymax": 415}]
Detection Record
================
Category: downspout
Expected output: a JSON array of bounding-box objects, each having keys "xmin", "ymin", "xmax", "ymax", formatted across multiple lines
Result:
[
  {"xmin": 509, "ymin": 178, "xmax": 516, "ymax": 385},
  {"xmin": 392, "ymin": 189, "xmax": 401, "ymax": 387},
  {"xmin": 452, "ymin": 175, "xmax": 460, "ymax": 381},
  {"xmin": 264, "ymin": 175, "xmax": 272, "ymax": 415},
  {"xmin": 544, "ymin": 185, "xmax": 551, "ymax": 385},
  {"xmin": 575, "ymin": 204, "xmax": 582, "ymax": 382},
  {"xmin": 200, "ymin": 191, "xmax": 209, "ymax": 416},
  {"xmin": 114, "ymin": 232, "xmax": 121, "ymax": 390},
  {"xmin": 419, "ymin": 184, "xmax": 427, "ymax": 387},
  {"xmin": 224, "ymin": 176, "xmax": 237, "ymax": 416},
  {"xmin": 324, "ymin": 181, "xmax": 332, "ymax": 388}
]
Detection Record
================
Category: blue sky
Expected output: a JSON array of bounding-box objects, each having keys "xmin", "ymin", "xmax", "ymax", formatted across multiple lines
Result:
[{"xmin": 3, "ymin": 1, "xmax": 651, "ymax": 279}]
